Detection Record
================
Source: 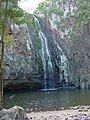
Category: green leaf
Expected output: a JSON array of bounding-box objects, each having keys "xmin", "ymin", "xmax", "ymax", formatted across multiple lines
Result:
[{"xmin": 4, "ymin": 35, "xmax": 13, "ymax": 45}]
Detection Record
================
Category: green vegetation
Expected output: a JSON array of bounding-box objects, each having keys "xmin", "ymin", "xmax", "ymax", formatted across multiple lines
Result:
[
  {"xmin": 0, "ymin": 0, "xmax": 28, "ymax": 109},
  {"xmin": 36, "ymin": 0, "xmax": 90, "ymax": 39},
  {"xmin": 0, "ymin": 0, "xmax": 89, "ymax": 110}
]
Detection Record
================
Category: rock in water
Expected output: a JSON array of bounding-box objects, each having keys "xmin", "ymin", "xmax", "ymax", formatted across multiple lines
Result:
[{"xmin": 0, "ymin": 106, "xmax": 29, "ymax": 120}]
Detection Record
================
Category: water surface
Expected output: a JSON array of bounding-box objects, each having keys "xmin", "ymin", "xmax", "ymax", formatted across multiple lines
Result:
[{"xmin": 4, "ymin": 89, "xmax": 90, "ymax": 112}]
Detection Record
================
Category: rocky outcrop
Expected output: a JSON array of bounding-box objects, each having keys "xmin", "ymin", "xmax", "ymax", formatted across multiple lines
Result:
[
  {"xmin": 3, "ymin": 16, "xmax": 90, "ymax": 90},
  {"xmin": 0, "ymin": 106, "xmax": 29, "ymax": 120},
  {"xmin": 68, "ymin": 22, "xmax": 90, "ymax": 89},
  {"xmin": 3, "ymin": 24, "xmax": 43, "ymax": 90},
  {"xmin": 48, "ymin": 20, "xmax": 90, "ymax": 89},
  {"xmin": 4, "ymin": 18, "xmax": 69, "ymax": 90}
]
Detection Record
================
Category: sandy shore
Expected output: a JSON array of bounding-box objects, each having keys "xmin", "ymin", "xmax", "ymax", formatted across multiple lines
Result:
[{"xmin": 27, "ymin": 106, "xmax": 90, "ymax": 120}]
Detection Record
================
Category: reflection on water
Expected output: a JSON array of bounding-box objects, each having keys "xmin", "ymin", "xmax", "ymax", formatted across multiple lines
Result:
[{"xmin": 4, "ymin": 89, "xmax": 90, "ymax": 112}]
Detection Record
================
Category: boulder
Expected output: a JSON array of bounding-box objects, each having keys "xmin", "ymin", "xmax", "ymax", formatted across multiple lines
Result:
[{"xmin": 0, "ymin": 106, "xmax": 29, "ymax": 120}]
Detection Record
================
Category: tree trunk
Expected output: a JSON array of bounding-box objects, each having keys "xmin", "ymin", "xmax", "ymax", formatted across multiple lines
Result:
[
  {"xmin": 0, "ymin": 41, "xmax": 4, "ymax": 110},
  {"xmin": 0, "ymin": 0, "xmax": 8, "ymax": 110}
]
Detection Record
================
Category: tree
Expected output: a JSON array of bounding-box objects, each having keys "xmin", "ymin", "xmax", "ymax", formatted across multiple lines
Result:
[
  {"xmin": 36, "ymin": 0, "xmax": 90, "ymax": 39},
  {"xmin": 0, "ymin": 0, "xmax": 27, "ymax": 109},
  {"xmin": 0, "ymin": 0, "xmax": 9, "ymax": 110}
]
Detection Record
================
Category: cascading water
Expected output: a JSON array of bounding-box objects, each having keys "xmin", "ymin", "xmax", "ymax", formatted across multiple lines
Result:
[
  {"xmin": 24, "ymin": 24, "xmax": 34, "ymax": 52},
  {"xmin": 39, "ymin": 31, "xmax": 54, "ymax": 89},
  {"xmin": 53, "ymin": 39, "xmax": 68, "ymax": 83},
  {"xmin": 60, "ymin": 54, "xmax": 68, "ymax": 83},
  {"xmin": 34, "ymin": 16, "xmax": 54, "ymax": 89}
]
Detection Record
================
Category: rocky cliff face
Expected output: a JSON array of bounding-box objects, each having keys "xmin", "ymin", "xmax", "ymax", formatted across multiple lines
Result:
[
  {"xmin": 3, "ymin": 17, "xmax": 69, "ymax": 90},
  {"xmin": 4, "ymin": 23, "xmax": 43, "ymax": 90},
  {"xmin": 69, "ymin": 22, "xmax": 90, "ymax": 89},
  {"xmin": 52, "ymin": 21, "xmax": 90, "ymax": 89},
  {"xmin": 3, "ymin": 16, "xmax": 90, "ymax": 90}
]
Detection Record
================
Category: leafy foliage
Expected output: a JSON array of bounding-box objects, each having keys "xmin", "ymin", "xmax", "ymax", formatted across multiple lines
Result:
[
  {"xmin": 36, "ymin": 2, "xmax": 45, "ymax": 14},
  {"xmin": 4, "ymin": 35, "xmax": 13, "ymax": 45},
  {"xmin": 36, "ymin": 0, "xmax": 90, "ymax": 40},
  {"xmin": 0, "ymin": 0, "xmax": 33, "ymax": 45}
]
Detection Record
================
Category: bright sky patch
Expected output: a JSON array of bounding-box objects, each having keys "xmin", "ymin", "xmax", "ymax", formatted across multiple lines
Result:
[{"xmin": 18, "ymin": 0, "xmax": 45, "ymax": 14}]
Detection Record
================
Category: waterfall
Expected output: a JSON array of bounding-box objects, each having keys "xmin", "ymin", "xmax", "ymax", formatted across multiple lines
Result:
[
  {"xmin": 39, "ymin": 31, "xmax": 53, "ymax": 89},
  {"xmin": 34, "ymin": 16, "xmax": 53, "ymax": 89},
  {"xmin": 53, "ymin": 39, "xmax": 68, "ymax": 83},
  {"xmin": 33, "ymin": 16, "xmax": 69, "ymax": 89},
  {"xmin": 60, "ymin": 54, "xmax": 68, "ymax": 82},
  {"xmin": 25, "ymin": 24, "xmax": 33, "ymax": 52}
]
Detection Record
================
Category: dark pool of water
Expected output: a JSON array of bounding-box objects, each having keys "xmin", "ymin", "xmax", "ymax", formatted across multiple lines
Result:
[{"xmin": 4, "ymin": 89, "xmax": 90, "ymax": 112}]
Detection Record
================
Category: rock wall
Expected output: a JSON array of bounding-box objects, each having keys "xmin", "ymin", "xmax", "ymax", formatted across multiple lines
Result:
[
  {"xmin": 4, "ymin": 24, "xmax": 43, "ymax": 90},
  {"xmin": 53, "ymin": 21, "xmax": 90, "ymax": 89},
  {"xmin": 3, "ymin": 17, "xmax": 90, "ymax": 90},
  {"xmin": 69, "ymin": 22, "xmax": 90, "ymax": 89}
]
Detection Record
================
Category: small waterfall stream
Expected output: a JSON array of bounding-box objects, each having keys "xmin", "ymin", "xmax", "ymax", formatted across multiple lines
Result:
[
  {"xmin": 39, "ymin": 31, "xmax": 53, "ymax": 89},
  {"xmin": 53, "ymin": 39, "xmax": 68, "ymax": 83},
  {"xmin": 34, "ymin": 17, "xmax": 53, "ymax": 89}
]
